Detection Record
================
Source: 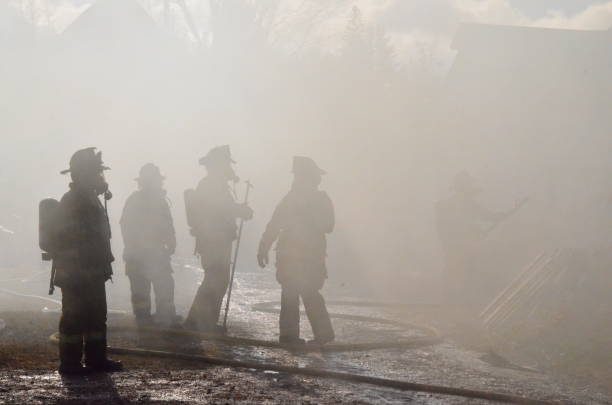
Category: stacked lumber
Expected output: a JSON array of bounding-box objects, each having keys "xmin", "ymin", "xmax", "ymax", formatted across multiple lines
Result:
[{"xmin": 480, "ymin": 250, "xmax": 569, "ymax": 332}]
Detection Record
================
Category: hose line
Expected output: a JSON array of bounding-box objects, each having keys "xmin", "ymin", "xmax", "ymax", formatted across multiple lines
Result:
[
  {"xmin": 46, "ymin": 333, "xmax": 559, "ymax": 405},
  {"xmin": 2, "ymin": 287, "xmax": 560, "ymax": 404}
]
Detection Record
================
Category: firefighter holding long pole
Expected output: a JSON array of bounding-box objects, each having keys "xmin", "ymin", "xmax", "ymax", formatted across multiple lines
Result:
[
  {"xmin": 184, "ymin": 146, "xmax": 253, "ymax": 333},
  {"xmin": 222, "ymin": 180, "xmax": 253, "ymax": 331}
]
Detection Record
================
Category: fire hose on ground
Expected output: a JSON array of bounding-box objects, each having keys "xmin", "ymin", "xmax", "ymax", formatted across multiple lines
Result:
[{"xmin": 1, "ymin": 288, "xmax": 561, "ymax": 404}]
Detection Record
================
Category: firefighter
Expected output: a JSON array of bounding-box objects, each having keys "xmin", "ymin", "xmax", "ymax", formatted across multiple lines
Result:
[
  {"xmin": 120, "ymin": 163, "xmax": 177, "ymax": 327},
  {"xmin": 53, "ymin": 147, "xmax": 122, "ymax": 374},
  {"xmin": 436, "ymin": 171, "xmax": 522, "ymax": 307},
  {"xmin": 184, "ymin": 146, "xmax": 253, "ymax": 332},
  {"xmin": 257, "ymin": 156, "xmax": 335, "ymax": 345}
]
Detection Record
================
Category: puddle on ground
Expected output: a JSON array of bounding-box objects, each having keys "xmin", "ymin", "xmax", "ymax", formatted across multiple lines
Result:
[{"xmin": 1, "ymin": 267, "xmax": 610, "ymax": 404}]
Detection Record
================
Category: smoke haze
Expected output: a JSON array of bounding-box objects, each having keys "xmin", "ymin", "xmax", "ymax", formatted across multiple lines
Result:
[{"xmin": 1, "ymin": 0, "xmax": 612, "ymax": 299}]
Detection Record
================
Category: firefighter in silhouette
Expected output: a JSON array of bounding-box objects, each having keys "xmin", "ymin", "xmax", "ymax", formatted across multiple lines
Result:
[
  {"xmin": 184, "ymin": 146, "xmax": 253, "ymax": 332},
  {"xmin": 436, "ymin": 171, "xmax": 523, "ymax": 306},
  {"xmin": 120, "ymin": 163, "xmax": 177, "ymax": 328},
  {"xmin": 257, "ymin": 157, "xmax": 335, "ymax": 345},
  {"xmin": 52, "ymin": 147, "xmax": 122, "ymax": 374}
]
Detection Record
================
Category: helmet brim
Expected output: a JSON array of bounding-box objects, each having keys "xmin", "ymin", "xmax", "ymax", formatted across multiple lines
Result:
[
  {"xmin": 60, "ymin": 165, "xmax": 110, "ymax": 175},
  {"xmin": 199, "ymin": 157, "xmax": 236, "ymax": 165},
  {"xmin": 134, "ymin": 175, "xmax": 166, "ymax": 182}
]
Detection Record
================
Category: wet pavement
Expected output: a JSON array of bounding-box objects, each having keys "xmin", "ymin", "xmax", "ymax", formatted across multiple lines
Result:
[{"xmin": 1, "ymin": 265, "xmax": 611, "ymax": 404}]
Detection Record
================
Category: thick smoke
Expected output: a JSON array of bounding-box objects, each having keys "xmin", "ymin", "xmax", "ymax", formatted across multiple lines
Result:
[{"xmin": 0, "ymin": 0, "xmax": 611, "ymax": 354}]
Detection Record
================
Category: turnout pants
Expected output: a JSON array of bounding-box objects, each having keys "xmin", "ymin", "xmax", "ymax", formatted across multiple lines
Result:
[
  {"xmin": 127, "ymin": 264, "xmax": 176, "ymax": 325},
  {"xmin": 185, "ymin": 240, "xmax": 233, "ymax": 330},
  {"xmin": 59, "ymin": 282, "xmax": 108, "ymax": 367},
  {"xmin": 279, "ymin": 279, "xmax": 334, "ymax": 342},
  {"xmin": 444, "ymin": 251, "xmax": 478, "ymax": 309}
]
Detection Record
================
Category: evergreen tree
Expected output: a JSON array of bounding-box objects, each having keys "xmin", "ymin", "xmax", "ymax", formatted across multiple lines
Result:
[
  {"xmin": 372, "ymin": 25, "xmax": 395, "ymax": 77},
  {"xmin": 342, "ymin": 6, "xmax": 370, "ymax": 70}
]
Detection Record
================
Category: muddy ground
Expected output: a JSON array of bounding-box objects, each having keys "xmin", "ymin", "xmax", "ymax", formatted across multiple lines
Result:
[
  {"xmin": 1, "ymin": 268, "xmax": 611, "ymax": 404},
  {"xmin": 0, "ymin": 311, "xmax": 469, "ymax": 405}
]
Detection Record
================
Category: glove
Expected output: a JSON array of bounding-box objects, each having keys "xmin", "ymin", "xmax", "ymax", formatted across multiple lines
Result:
[
  {"xmin": 257, "ymin": 250, "xmax": 269, "ymax": 268},
  {"xmin": 237, "ymin": 204, "xmax": 254, "ymax": 221}
]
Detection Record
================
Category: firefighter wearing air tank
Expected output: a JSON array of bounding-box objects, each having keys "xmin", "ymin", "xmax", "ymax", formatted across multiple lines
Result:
[
  {"xmin": 120, "ymin": 163, "xmax": 177, "ymax": 327},
  {"xmin": 257, "ymin": 157, "xmax": 335, "ymax": 345},
  {"xmin": 184, "ymin": 146, "xmax": 253, "ymax": 332},
  {"xmin": 47, "ymin": 148, "xmax": 122, "ymax": 374}
]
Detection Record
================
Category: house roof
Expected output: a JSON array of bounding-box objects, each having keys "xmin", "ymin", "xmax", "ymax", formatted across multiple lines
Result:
[
  {"xmin": 61, "ymin": 0, "xmax": 164, "ymax": 50},
  {"xmin": 451, "ymin": 23, "xmax": 608, "ymax": 53},
  {"xmin": 449, "ymin": 23, "xmax": 612, "ymax": 82}
]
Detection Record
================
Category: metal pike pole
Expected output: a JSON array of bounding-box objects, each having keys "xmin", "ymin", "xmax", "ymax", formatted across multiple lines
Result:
[{"xmin": 222, "ymin": 180, "xmax": 252, "ymax": 332}]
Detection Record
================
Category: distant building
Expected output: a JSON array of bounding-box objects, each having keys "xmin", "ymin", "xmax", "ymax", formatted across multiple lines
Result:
[
  {"xmin": 57, "ymin": 0, "xmax": 186, "ymax": 77},
  {"xmin": 61, "ymin": 0, "xmax": 174, "ymax": 57},
  {"xmin": 446, "ymin": 23, "xmax": 612, "ymax": 135},
  {"xmin": 46, "ymin": 0, "xmax": 199, "ymax": 145},
  {"xmin": 441, "ymin": 23, "xmax": 612, "ymax": 253}
]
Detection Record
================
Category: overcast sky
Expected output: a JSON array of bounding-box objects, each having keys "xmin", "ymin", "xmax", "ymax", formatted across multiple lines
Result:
[
  {"xmin": 12, "ymin": 0, "xmax": 612, "ymax": 33},
  {"xmin": 510, "ymin": 0, "xmax": 610, "ymax": 18},
  {"xmin": 6, "ymin": 0, "xmax": 612, "ymax": 69}
]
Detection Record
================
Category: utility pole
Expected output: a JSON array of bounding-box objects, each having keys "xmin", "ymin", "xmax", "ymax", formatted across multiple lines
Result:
[
  {"xmin": 164, "ymin": 0, "xmax": 171, "ymax": 29},
  {"xmin": 163, "ymin": 0, "xmax": 202, "ymax": 46},
  {"xmin": 175, "ymin": 0, "xmax": 201, "ymax": 46}
]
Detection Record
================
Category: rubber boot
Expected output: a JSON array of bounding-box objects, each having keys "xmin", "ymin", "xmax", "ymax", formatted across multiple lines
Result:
[
  {"xmin": 58, "ymin": 341, "xmax": 89, "ymax": 375},
  {"xmin": 307, "ymin": 329, "xmax": 335, "ymax": 346},
  {"xmin": 279, "ymin": 336, "xmax": 305, "ymax": 345},
  {"xmin": 84, "ymin": 339, "xmax": 123, "ymax": 372},
  {"xmin": 307, "ymin": 336, "xmax": 335, "ymax": 345},
  {"xmin": 135, "ymin": 314, "xmax": 157, "ymax": 328}
]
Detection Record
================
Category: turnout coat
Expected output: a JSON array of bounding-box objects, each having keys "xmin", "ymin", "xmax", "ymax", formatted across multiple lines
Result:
[
  {"xmin": 259, "ymin": 188, "xmax": 334, "ymax": 289},
  {"xmin": 190, "ymin": 176, "xmax": 242, "ymax": 254},
  {"xmin": 120, "ymin": 189, "xmax": 175, "ymax": 275},
  {"xmin": 52, "ymin": 184, "xmax": 114, "ymax": 288}
]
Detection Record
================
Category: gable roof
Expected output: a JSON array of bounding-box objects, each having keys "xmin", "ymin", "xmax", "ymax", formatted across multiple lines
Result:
[
  {"xmin": 448, "ymin": 23, "xmax": 612, "ymax": 93},
  {"xmin": 451, "ymin": 24, "xmax": 612, "ymax": 74},
  {"xmin": 452, "ymin": 23, "xmax": 608, "ymax": 53},
  {"xmin": 61, "ymin": 0, "xmax": 164, "ymax": 50}
]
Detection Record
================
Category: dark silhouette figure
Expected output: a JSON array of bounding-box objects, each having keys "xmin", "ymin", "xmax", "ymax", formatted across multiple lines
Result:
[
  {"xmin": 184, "ymin": 146, "xmax": 253, "ymax": 332},
  {"xmin": 258, "ymin": 156, "xmax": 335, "ymax": 345},
  {"xmin": 436, "ymin": 171, "xmax": 521, "ymax": 307},
  {"xmin": 53, "ymin": 147, "xmax": 122, "ymax": 374},
  {"xmin": 120, "ymin": 163, "xmax": 177, "ymax": 327}
]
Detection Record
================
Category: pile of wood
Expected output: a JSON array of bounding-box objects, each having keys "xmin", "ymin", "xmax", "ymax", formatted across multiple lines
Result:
[
  {"xmin": 480, "ymin": 248, "xmax": 612, "ymax": 380},
  {"xmin": 479, "ymin": 250, "xmax": 568, "ymax": 333}
]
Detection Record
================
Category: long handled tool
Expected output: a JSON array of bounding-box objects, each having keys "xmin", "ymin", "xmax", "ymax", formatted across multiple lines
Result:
[
  {"xmin": 483, "ymin": 197, "xmax": 529, "ymax": 237},
  {"xmin": 222, "ymin": 180, "xmax": 253, "ymax": 332}
]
